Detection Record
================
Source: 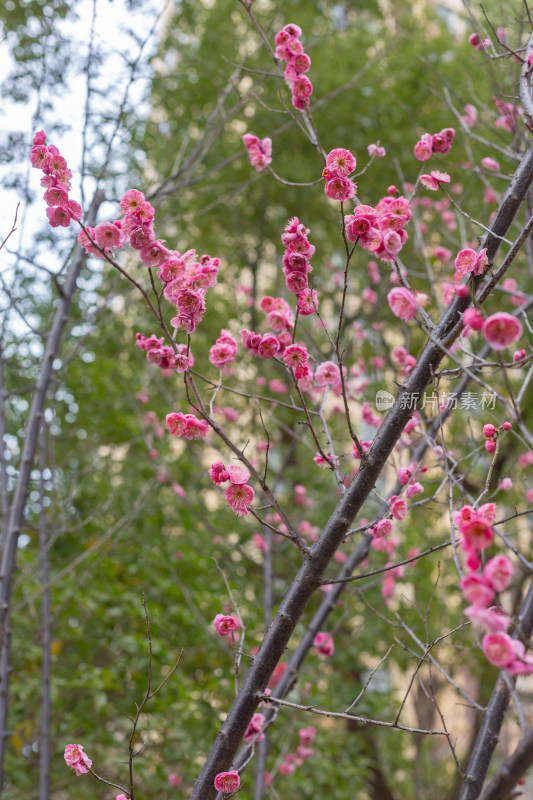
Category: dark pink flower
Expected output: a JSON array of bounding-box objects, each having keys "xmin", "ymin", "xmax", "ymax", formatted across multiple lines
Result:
[
  {"xmin": 313, "ymin": 631, "xmax": 334, "ymax": 656},
  {"xmin": 225, "ymin": 483, "xmax": 255, "ymax": 516},
  {"xmin": 213, "ymin": 614, "xmax": 241, "ymax": 637},
  {"xmin": 214, "ymin": 771, "xmax": 240, "ymax": 793}
]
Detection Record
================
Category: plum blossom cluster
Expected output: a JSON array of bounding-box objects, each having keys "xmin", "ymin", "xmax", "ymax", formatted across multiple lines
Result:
[
  {"xmin": 239, "ymin": 303, "xmax": 315, "ymax": 391},
  {"xmin": 280, "ymin": 218, "xmax": 319, "ymax": 314},
  {"xmin": 166, "ymin": 412, "xmax": 209, "ymax": 440},
  {"xmin": 456, "ymin": 503, "xmax": 533, "ymax": 674},
  {"xmin": 322, "ymin": 148, "xmax": 357, "ymax": 202},
  {"xmin": 276, "ymin": 726, "xmax": 316, "ymax": 777},
  {"xmin": 469, "ymin": 31, "xmax": 491, "ymax": 50},
  {"xmin": 136, "ymin": 334, "xmax": 193, "ymax": 374},
  {"xmin": 483, "ymin": 420, "xmax": 512, "ymax": 454},
  {"xmin": 367, "ymin": 143, "xmax": 386, "ymax": 158},
  {"xmin": 30, "ymin": 131, "xmax": 82, "ymax": 227},
  {"xmin": 209, "ymin": 462, "xmax": 255, "ymax": 516},
  {"xmin": 413, "ymin": 127, "xmax": 455, "ymax": 161},
  {"xmin": 64, "ymin": 744, "xmax": 92, "ymax": 776},
  {"xmin": 420, "ymin": 170, "xmax": 450, "ymax": 191},
  {"xmin": 240, "ymin": 296, "xmax": 294, "ymax": 363},
  {"xmin": 79, "ymin": 189, "xmax": 220, "ymax": 336},
  {"xmin": 274, "ymin": 23, "xmax": 312, "ymax": 109},
  {"xmin": 243, "ymin": 133, "xmax": 272, "ymax": 172},
  {"xmin": 344, "ymin": 193, "xmax": 412, "ymax": 262},
  {"xmin": 493, "ymin": 95, "xmax": 522, "ymax": 133}
]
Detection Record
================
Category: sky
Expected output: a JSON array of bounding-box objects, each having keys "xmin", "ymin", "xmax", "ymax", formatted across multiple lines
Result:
[{"xmin": 0, "ymin": 0, "xmax": 165, "ymax": 254}]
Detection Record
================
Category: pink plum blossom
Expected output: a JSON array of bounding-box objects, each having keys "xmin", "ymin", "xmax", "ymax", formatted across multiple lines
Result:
[
  {"xmin": 325, "ymin": 148, "xmax": 357, "ymax": 176},
  {"xmin": 213, "ymin": 614, "xmax": 241, "ymax": 637},
  {"xmin": 64, "ymin": 744, "xmax": 92, "ymax": 776},
  {"xmin": 324, "ymin": 175, "xmax": 357, "ymax": 202},
  {"xmin": 299, "ymin": 726, "xmax": 316, "ymax": 745},
  {"xmin": 227, "ymin": 465, "xmax": 250, "ymax": 485},
  {"xmin": 484, "ymin": 555, "xmax": 513, "ymax": 592},
  {"xmin": 313, "ymin": 631, "xmax": 334, "ymax": 656},
  {"xmin": 482, "ymin": 632, "xmax": 516, "ymax": 667},
  {"xmin": 214, "ymin": 771, "xmax": 240, "ymax": 793},
  {"xmin": 387, "ymin": 288, "xmax": 417, "ymax": 320},
  {"xmin": 315, "ymin": 361, "xmax": 341, "ymax": 387},
  {"xmin": 482, "ymin": 313, "xmax": 523, "ymax": 350},
  {"xmin": 481, "ymin": 157, "xmax": 499, "ymax": 171},
  {"xmin": 166, "ymin": 412, "xmax": 209, "ymax": 439},
  {"xmin": 244, "ymin": 712, "xmax": 266, "ymax": 743},
  {"xmin": 225, "ymin": 483, "xmax": 255, "ymax": 516}
]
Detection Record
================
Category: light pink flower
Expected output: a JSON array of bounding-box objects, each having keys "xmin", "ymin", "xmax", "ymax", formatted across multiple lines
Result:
[
  {"xmin": 482, "ymin": 631, "xmax": 515, "ymax": 667},
  {"xmin": 464, "ymin": 604, "xmax": 511, "ymax": 633},
  {"xmin": 315, "ymin": 361, "xmax": 341, "ymax": 387},
  {"xmin": 299, "ymin": 726, "xmax": 316, "ymax": 745},
  {"xmin": 482, "ymin": 312, "xmax": 523, "ymax": 350},
  {"xmin": 214, "ymin": 771, "xmax": 240, "ymax": 793},
  {"xmin": 389, "ymin": 496, "xmax": 407, "ymax": 520},
  {"xmin": 367, "ymin": 143, "xmax": 386, "ymax": 157},
  {"xmin": 413, "ymin": 133, "xmax": 433, "ymax": 161},
  {"xmin": 209, "ymin": 342, "xmax": 236, "ymax": 368},
  {"xmin": 374, "ymin": 519, "xmax": 393, "ymax": 538},
  {"xmin": 463, "ymin": 308, "xmax": 485, "ymax": 331},
  {"xmin": 420, "ymin": 174, "xmax": 439, "ymax": 191},
  {"xmin": 387, "ymin": 287, "xmax": 417, "ymax": 320},
  {"xmin": 460, "ymin": 573, "xmax": 494, "ymax": 607},
  {"xmin": 43, "ymin": 185, "xmax": 69, "ymax": 207},
  {"xmin": 455, "ymin": 248, "xmax": 478, "ymax": 275},
  {"xmin": 481, "ymin": 157, "xmax": 499, "ymax": 171},
  {"xmin": 227, "ymin": 465, "xmax": 250, "ymax": 485},
  {"xmin": 484, "ymin": 555, "xmax": 513, "ymax": 592},
  {"xmin": 257, "ymin": 334, "xmax": 281, "ymax": 358},
  {"xmin": 460, "ymin": 514, "xmax": 493, "ymax": 552},
  {"xmin": 139, "ymin": 239, "xmax": 171, "ymax": 268},
  {"xmin": 405, "ymin": 481, "xmax": 424, "ymax": 499}
]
